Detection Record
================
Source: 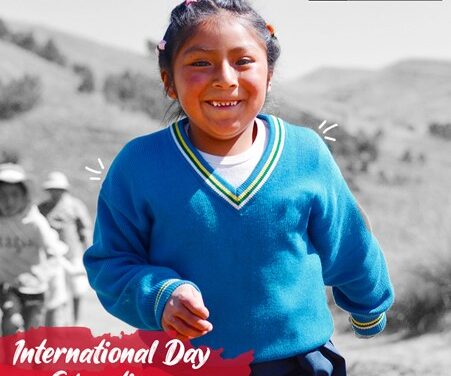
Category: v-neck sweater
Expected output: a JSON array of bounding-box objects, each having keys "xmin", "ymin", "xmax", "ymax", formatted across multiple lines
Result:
[{"xmin": 84, "ymin": 114, "xmax": 394, "ymax": 362}]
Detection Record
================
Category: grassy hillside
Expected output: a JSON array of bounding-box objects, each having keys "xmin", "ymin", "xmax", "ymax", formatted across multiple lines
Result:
[
  {"xmin": 284, "ymin": 59, "xmax": 451, "ymax": 132},
  {"xmin": 6, "ymin": 20, "xmax": 160, "ymax": 82},
  {"xmin": 0, "ymin": 32, "xmax": 163, "ymax": 213}
]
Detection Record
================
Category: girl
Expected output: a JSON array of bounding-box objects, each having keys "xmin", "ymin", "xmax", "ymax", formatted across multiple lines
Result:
[{"xmin": 84, "ymin": 1, "xmax": 394, "ymax": 375}]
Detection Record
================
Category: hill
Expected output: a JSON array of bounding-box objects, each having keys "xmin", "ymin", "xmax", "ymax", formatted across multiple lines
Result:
[
  {"xmin": 5, "ymin": 20, "xmax": 160, "ymax": 82},
  {"xmin": 283, "ymin": 59, "xmax": 451, "ymax": 132},
  {"xmin": 0, "ymin": 21, "xmax": 164, "ymax": 213}
]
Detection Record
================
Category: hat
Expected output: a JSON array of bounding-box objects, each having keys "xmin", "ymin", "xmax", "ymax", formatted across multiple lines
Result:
[
  {"xmin": 42, "ymin": 171, "xmax": 70, "ymax": 190},
  {"xmin": 0, "ymin": 163, "xmax": 27, "ymax": 183}
]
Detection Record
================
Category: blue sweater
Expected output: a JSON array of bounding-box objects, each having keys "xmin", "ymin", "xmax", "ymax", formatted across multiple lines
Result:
[{"xmin": 84, "ymin": 114, "xmax": 394, "ymax": 362}]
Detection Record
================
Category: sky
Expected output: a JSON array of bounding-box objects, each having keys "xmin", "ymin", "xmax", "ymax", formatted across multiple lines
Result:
[{"xmin": 0, "ymin": 0, "xmax": 450, "ymax": 79}]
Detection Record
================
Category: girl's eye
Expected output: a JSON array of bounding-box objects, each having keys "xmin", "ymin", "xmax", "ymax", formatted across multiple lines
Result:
[
  {"xmin": 191, "ymin": 61, "xmax": 210, "ymax": 67},
  {"xmin": 236, "ymin": 58, "xmax": 253, "ymax": 66}
]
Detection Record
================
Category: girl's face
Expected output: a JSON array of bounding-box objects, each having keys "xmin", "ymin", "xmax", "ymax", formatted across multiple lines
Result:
[
  {"xmin": 164, "ymin": 16, "xmax": 271, "ymax": 155},
  {"xmin": 0, "ymin": 183, "xmax": 27, "ymax": 217}
]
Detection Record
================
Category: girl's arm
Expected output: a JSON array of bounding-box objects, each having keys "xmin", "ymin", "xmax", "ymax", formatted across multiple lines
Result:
[
  {"xmin": 83, "ymin": 145, "xmax": 199, "ymax": 331},
  {"xmin": 85, "ymin": 194, "xmax": 200, "ymax": 330},
  {"xmin": 307, "ymin": 134, "xmax": 394, "ymax": 337}
]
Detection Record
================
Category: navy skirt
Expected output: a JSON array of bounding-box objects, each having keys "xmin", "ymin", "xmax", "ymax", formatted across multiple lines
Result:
[{"xmin": 250, "ymin": 341, "xmax": 346, "ymax": 376}]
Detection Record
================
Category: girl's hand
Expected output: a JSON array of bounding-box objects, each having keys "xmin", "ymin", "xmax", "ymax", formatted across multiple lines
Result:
[{"xmin": 162, "ymin": 284, "xmax": 213, "ymax": 341}]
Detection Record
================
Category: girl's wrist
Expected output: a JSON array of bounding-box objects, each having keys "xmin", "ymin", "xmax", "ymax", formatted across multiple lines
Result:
[
  {"xmin": 349, "ymin": 312, "xmax": 387, "ymax": 337},
  {"xmin": 152, "ymin": 279, "xmax": 200, "ymax": 329}
]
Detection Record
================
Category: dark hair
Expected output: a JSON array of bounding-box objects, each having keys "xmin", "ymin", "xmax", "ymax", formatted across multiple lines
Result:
[{"xmin": 157, "ymin": 0, "xmax": 281, "ymax": 122}]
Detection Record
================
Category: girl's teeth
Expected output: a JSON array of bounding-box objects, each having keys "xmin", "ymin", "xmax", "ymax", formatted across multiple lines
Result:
[{"xmin": 210, "ymin": 101, "xmax": 238, "ymax": 107}]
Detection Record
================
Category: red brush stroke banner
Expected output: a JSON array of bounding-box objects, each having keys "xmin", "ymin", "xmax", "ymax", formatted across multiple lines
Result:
[{"xmin": 0, "ymin": 327, "xmax": 253, "ymax": 376}]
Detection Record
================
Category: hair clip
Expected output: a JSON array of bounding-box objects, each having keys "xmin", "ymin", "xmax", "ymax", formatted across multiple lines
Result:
[
  {"xmin": 266, "ymin": 23, "xmax": 275, "ymax": 37},
  {"xmin": 155, "ymin": 39, "xmax": 167, "ymax": 57},
  {"xmin": 158, "ymin": 40, "xmax": 167, "ymax": 51},
  {"xmin": 185, "ymin": 0, "xmax": 198, "ymax": 5}
]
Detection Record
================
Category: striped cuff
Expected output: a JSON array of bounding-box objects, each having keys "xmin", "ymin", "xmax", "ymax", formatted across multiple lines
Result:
[
  {"xmin": 350, "ymin": 312, "xmax": 387, "ymax": 337},
  {"xmin": 152, "ymin": 279, "xmax": 200, "ymax": 330}
]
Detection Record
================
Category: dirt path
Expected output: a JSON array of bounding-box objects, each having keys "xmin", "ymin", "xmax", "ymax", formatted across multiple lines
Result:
[{"xmin": 333, "ymin": 331, "xmax": 451, "ymax": 376}]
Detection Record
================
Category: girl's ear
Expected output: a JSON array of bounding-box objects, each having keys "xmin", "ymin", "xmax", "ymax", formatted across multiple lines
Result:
[
  {"xmin": 161, "ymin": 71, "xmax": 177, "ymax": 100},
  {"xmin": 267, "ymin": 71, "xmax": 273, "ymax": 93}
]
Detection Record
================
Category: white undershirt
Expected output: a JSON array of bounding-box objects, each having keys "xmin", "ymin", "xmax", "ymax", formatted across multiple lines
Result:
[{"xmin": 186, "ymin": 118, "xmax": 269, "ymax": 188}]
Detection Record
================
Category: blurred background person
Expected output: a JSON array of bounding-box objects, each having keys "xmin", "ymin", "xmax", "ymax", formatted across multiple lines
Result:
[
  {"xmin": 39, "ymin": 172, "xmax": 92, "ymax": 325},
  {"xmin": 44, "ymin": 244, "xmax": 70, "ymax": 327},
  {"xmin": 0, "ymin": 163, "xmax": 66, "ymax": 335}
]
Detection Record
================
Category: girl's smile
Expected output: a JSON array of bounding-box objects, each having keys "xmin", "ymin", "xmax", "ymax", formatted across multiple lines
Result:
[
  {"xmin": 164, "ymin": 15, "xmax": 271, "ymax": 156},
  {"xmin": 206, "ymin": 100, "xmax": 240, "ymax": 108}
]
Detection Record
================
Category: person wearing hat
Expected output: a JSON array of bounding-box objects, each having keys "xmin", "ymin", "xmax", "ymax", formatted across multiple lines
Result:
[
  {"xmin": 39, "ymin": 171, "xmax": 92, "ymax": 325},
  {"xmin": 0, "ymin": 163, "xmax": 67, "ymax": 335}
]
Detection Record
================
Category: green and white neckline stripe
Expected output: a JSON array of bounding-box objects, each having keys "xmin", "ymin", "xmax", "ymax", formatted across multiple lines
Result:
[{"xmin": 170, "ymin": 114, "xmax": 285, "ymax": 210}]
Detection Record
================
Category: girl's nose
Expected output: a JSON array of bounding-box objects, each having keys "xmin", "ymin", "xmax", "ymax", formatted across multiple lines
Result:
[{"xmin": 212, "ymin": 62, "xmax": 238, "ymax": 89}]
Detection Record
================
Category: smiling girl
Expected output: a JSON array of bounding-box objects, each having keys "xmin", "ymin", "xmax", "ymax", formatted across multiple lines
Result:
[{"xmin": 84, "ymin": 1, "xmax": 394, "ymax": 375}]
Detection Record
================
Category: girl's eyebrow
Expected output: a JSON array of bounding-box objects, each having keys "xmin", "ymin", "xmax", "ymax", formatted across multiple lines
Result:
[{"xmin": 182, "ymin": 44, "xmax": 257, "ymax": 56}]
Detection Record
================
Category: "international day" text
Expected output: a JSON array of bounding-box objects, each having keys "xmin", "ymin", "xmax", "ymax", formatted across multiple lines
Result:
[{"xmin": 13, "ymin": 337, "xmax": 211, "ymax": 375}]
